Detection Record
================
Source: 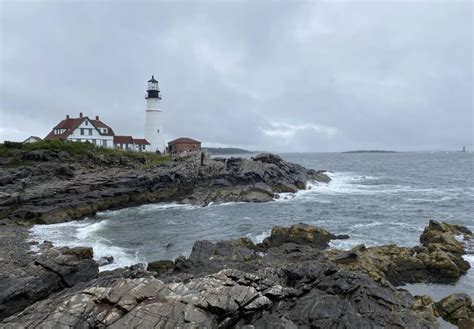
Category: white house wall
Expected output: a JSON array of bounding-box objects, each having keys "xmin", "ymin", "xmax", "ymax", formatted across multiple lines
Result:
[{"xmin": 66, "ymin": 119, "xmax": 114, "ymax": 148}]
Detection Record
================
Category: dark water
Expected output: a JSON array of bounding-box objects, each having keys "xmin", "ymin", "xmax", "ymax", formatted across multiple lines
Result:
[{"xmin": 31, "ymin": 152, "xmax": 474, "ymax": 299}]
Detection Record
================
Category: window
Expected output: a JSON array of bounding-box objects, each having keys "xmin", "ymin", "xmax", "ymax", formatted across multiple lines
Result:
[
  {"xmin": 103, "ymin": 128, "xmax": 107, "ymax": 133},
  {"xmin": 88, "ymin": 129, "xmax": 93, "ymax": 136},
  {"xmin": 102, "ymin": 140, "xmax": 107, "ymax": 147},
  {"xmin": 85, "ymin": 121, "xmax": 88, "ymax": 126},
  {"xmin": 157, "ymin": 129, "xmax": 160, "ymax": 133},
  {"xmin": 80, "ymin": 128, "xmax": 84, "ymax": 135},
  {"xmin": 92, "ymin": 139, "xmax": 96, "ymax": 145}
]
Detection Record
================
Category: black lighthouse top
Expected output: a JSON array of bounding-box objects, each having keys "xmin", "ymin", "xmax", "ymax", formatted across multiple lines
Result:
[{"xmin": 146, "ymin": 75, "xmax": 161, "ymax": 99}]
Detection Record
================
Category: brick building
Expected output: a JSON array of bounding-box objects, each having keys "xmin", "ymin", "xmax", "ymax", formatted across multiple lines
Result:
[{"xmin": 168, "ymin": 137, "xmax": 201, "ymax": 154}]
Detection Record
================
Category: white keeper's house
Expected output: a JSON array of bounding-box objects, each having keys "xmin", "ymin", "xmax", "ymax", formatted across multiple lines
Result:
[{"xmin": 44, "ymin": 113, "xmax": 151, "ymax": 152}]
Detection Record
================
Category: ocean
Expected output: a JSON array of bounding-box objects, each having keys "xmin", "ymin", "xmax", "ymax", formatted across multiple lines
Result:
[{"xmin": 30, "ymin": 152, "xmax": 473, "ymax": 300}]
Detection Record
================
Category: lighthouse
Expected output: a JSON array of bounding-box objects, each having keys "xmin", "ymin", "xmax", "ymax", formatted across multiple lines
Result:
[{"xmin": 144, "ymin": 76, "xmax": 165, "ymax": 153}]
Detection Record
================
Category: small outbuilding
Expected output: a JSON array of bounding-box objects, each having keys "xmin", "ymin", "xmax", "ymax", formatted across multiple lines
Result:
[
  {"xmin": 168, "ymin": 137, "xmax": 201, "ymax": 154},
  {"xmin": 133, "ymin": 138, "xmax": 151, "ymax": 152}
]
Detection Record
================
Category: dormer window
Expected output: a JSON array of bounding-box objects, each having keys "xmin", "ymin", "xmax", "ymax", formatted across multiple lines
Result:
[
  {"xmin": 85, "ymin": 121, "xmax": 89, "ymax": 126},
  {"xmin": 102, "ymin": 128, "xmax": 107, "ymax": 133}
]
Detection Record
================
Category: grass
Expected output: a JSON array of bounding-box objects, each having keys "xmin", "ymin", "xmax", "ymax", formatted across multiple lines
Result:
[{"xmin": 0, "ymin": 140, "xmax": 170, "ymax": 166}]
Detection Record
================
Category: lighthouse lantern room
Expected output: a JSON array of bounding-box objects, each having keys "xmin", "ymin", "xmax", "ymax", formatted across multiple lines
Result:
[{"xmin": 144, "ymin": 75, "xmax": 165, "ymax": 153}]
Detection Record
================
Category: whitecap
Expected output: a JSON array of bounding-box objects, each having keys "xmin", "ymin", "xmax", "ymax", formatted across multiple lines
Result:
[
  {"xmin": 329, "ymin": 238, "xmax": 372, "ymax": 250},
  {"xmin": 253, "ymin": 230, "xmax": 270, "ymax": 243},
  {"xmin": 352, "ymin": 221, "xmax": 384, "ymax": 229},
  {"xmin": 30, "ymin": 220, "xmax": 145, "ymax": 271},
  {"xmin": 97, "ymin": 203, "xmax": 199, "ymax": 218}
]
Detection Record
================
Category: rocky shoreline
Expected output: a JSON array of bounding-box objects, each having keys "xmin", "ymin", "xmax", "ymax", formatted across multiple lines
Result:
[
  {"xmin": 0, "ymin": 150, "xmax": 329, "ymax": 225},
  {"xmin": 0, "ymin": 221, "xmax": 472, "ymax": 328},
  {"xmin": 1, "ymin": 148, "xmax": 473, "ymax": 328}
]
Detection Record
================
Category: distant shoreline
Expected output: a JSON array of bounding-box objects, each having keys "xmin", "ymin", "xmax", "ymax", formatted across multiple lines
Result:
[
  {"xmin": 342, "ymin": 150, "xmax": 398, "ymax": 154},
  {"xmin": 203, "ymin": 147, "xmax": 256, "ymax": 155}
]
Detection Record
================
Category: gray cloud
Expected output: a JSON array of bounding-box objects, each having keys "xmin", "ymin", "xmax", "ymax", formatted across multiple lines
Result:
[{"xmin": 1, "ymin": 1, "xmax": 472, "ymax": 152}]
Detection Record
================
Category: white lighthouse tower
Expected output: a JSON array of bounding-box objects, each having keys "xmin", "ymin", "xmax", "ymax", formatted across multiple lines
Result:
[{"xmin": 144, "ymin": 76, "xmax": 165, "ymax": 153}]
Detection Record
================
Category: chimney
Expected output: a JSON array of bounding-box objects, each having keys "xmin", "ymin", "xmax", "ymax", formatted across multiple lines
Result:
[
  {"xmin": 66, "ymin": 114, "xmax": 70, "ymax": 119},
  {"xmin": 95, "ymin": 115, "xmax": 99, "ymax": 120},
  {"xmin": 79, "ymin": 112, "xmax": 83, "ymax": 118}
]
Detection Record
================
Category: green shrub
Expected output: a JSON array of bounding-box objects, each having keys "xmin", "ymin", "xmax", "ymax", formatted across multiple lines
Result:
[
  {"xmin": 3, "ymin": 141, "xmax": 23, "ymax": 149},
  {"xmin": 0, "ymin": 139, "xmax": 170, "ymax": 166}
]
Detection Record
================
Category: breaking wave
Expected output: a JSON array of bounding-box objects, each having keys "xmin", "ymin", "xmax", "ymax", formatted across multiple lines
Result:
[{"xmin": 30, "ymin": 219, "xmax": 144, "ymax": 271}]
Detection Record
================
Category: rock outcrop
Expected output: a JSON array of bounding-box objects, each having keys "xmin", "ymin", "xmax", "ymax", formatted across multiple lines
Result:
[
  {"xmin": 1, "ymin": 204, "xmax": 471, "ymax": 329},
  {"xmin": 0, "ymin": 241, "xmax": 98, "ymax": 321},
  {"xmin": 327, "ymin": 220, "xmax": 472, "ymax": 285},
  {"xmin": 0, "ymin": 152, "xmax": 329, "ymax": 225},
  {"xmin": 3, "ymin": 221, "xmax": 472, "ymax": 328},
  {"xmin": 2, "ymin": 241, "xmax": 438, "ymax": 328},
  {"xmin": 435, "ymin": 293, "xmax": 474, "ymax": 329},
  {"xmin": 257, "ymin": 222, "xmax": 344, "ymax": 250},
  {"xmin": 412, "ymin": 293, "xmax": 474, "ymax": 329}
]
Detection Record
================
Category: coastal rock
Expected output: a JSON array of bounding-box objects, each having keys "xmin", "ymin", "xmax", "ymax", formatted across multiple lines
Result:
[
  {"xmin": 147, "ymin": 259, "xmax": 174, "ymax": 274},
  {"xmin": 3, "ymin": 221, "xmax": 470, "ymax": 327},
  {"xmin": 259, "ymin": 222, "xmax": 340, "ymax": 250},
  {"xmin": 60, "ymin": 246, "xmax": 94, "ymax": 259},
  {"xmin": 412, "ymin": 295, "xmax": 439, "ymax": 319},
  {"xmin": 252, "ymin": 153, "xmax": 284, "ymax": 164},
  {"xmin": 0, "ymin": 152, "xmax": 329, "ymax": 225},
  {"xmin": 1, "ymin": 264, "xmax": 438, "ymax": 328},
  {"xmin": 420, "ymin": 220, "xmax": 472, "ymax": 254},
  {"xmin": 97, "ymin": 256, "xmax": 114, "ymax": 267},
  {"xmin": 435, "ymin": 293, "xmax": 474, "ymax": 328},
  {"xmin": 176, "ymin": 237, "xmax": 259, "ymax": 276},
  {"xmin": 0, "ymin": 244, "xmax": 98, "ymax": 321},
  {"xmin": 328, "ymin": 221, "xmax": 472, "ymax": 286}
]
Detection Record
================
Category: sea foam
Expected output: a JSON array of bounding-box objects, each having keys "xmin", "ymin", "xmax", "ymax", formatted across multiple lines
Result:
[{"xmin": 30, "ymin": 219, "xmax": 143, "ymax": 271}]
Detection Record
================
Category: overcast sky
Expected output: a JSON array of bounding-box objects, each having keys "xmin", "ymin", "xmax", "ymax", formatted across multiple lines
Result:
[{"xmin": 1, "ymin": 1, "xmax": 472, "ymax": 152}]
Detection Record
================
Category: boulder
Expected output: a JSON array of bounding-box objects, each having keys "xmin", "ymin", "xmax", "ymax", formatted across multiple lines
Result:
[
  {"xmin": 435, "ymin": 293, "xmax": 474, "ymax": 328},
  {"xmin": 420, "ymin": 220, "xmax": 472, "ymax": 254},
  {"xmin": 147, "ymin": 260, "xmax": 174, "ymax": 274},
  {"xmin": 328, "ymin": 221, "xmax": 472, "ymax": 285},
  {"xmin": 252, "ymin": 153, "xmax": 284, "ymax": 164},
  {"xmin": 0, "ymin": 245, "xmax": 98, "ymax": 321},
  {"xmin": 189, "ymin": 238, "xmax": 257, "ymax": 263},
  {"xmin": 60, "ymin": 246, "xmax": 94, "ymax": 260},
  {"xmin": 97, "ymin": 256, "xmax": 114, "ymax": 267},
  {"xmin": 259, "ymin": 223, "xmax": 337, "ymax": 250}
]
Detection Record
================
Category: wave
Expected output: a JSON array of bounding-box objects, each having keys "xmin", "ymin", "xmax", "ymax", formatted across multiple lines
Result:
[
  {"xmin": 463, "ymin": 255, "xmax": 474, "ymax": 267},
  {"xmin": 30, "ymin": 219, "xmax": 143, "ymax": 271},
  {"xmin": 273, "ymin": 172, "xmax": 474, "ymax": 203},
  {"xmin": 253, "ymin": 230, "xmax": 270, "ymax": 243},
  {"xmin": 96, "ymin": 203, "xmax": 200, "ymax": 219},
  {"xmin": 352, "ymin": 221, "xmax": 385, "ymax": 229}
]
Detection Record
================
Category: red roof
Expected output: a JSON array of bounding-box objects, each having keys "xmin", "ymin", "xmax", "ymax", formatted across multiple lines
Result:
[
  {"xmin": 45, "ymin": 118, "xmax": 84, "ymax": 140},
  {"xmin": 133, "ymin": 138, "xmax": 150, "ymax": 145},
  {"xmin": 90, "ymin": 119, "xmax": 115, "ymax": 136},
  {"xmin": 168, "ymin": 137, "xmax": 201, "ymax": 145},
  {"xmin": 44, "ymin": 115, "xmax": 115, "ymax": 140},
  {"xmin": 113, "ymin": 135, "xmax": 134, "ymax": 144}
]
